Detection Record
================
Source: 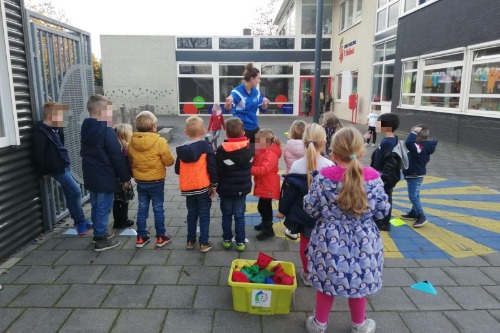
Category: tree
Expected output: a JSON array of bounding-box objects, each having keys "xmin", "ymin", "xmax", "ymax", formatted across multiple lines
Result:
[
  {"xmin": 25, "ymin": 1, "xmax": 70, "ymax": 24},
  {"xmin": 92, "ymin": 54, "xmax": 103, "ymax": 87},
  {"xmin": 247, "ymin": 0, "xmax": 281, "ymax": 36}
]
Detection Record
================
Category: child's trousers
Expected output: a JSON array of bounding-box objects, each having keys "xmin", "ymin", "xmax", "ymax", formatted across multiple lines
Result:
[
  {"xmin": 315, "ymin": 291, "xmax": 366, "ymax": 325},
  {"xmin": 186, "ymin": 192, "xmax": 212, "ymax": 245},
  {"xmin": 89, "ymin": 191, "xmax": 114, "ymax": 238},
  {"xmin": 136, "ymin": 180, "xmax": 166, "ymax": 238}
]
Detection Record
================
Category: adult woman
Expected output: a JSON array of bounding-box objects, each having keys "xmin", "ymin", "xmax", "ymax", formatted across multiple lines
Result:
[{"xmin": 224, "ymin": 63, "xmax": 270, "ymax": 146}]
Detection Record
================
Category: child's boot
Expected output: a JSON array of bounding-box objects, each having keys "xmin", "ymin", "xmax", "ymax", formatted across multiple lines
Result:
[
  {"xmin": 113, "ymin": 201, "xmax": 134, "ymax": 229},
  {"xmin": 256, "ymin": 220, "xmax": 275, "ymax": 241}
]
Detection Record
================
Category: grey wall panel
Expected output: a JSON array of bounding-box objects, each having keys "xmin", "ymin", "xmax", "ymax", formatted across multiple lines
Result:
[
  {"xmin": 176, "ymin": 50, "xmax": 333, "ymax": 62},
  {"xmin": 0, "ymin": 0, "xmax": 43, "ymax": 260}
]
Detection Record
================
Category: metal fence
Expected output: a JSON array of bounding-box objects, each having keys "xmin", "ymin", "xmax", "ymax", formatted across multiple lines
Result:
[{"xmin": 26, "ymin": 10, "xmax": 95, "ymax": 228}]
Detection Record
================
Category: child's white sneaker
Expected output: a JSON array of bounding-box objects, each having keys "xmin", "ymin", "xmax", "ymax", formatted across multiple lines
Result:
[
  {"xmin": 351, "ymin": 319, "xmax": 376, "ymax": 333},
  {"xmin": 306, "ymin": 316, "xmax": 327, "ymax": 333}
]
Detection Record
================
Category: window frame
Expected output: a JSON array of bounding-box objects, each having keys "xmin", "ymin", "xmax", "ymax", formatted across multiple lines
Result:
[
  {"xmin": 0, "ymin": 1, "xmax": 20, "ymax": 148},
  {"xmin": 339, "ymin": 0, "xmax": 363, "ymax": 34},
  {"xmin": 400, "ymin": 58, "xmax": 419, "ymax": 107},
  {"xmin": 371, "ymin": 39, "xmax": 396, "ymax": 108},
  {"xmin": 400, "ymin": 0, "xmax": 441, "ymax": 18},
  {"xmin": 375, "ymin": 0, "xmax": 400, "ymax": 35}
]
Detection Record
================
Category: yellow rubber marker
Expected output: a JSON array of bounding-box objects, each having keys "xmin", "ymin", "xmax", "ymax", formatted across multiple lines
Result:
[{"xmin": 390, "ymin": 218, "xmax": 407, "ymax": 227}]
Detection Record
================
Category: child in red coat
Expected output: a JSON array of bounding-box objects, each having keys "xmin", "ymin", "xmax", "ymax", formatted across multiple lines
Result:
[
  {"xmin": 252, "ymin": 128, "xmax": 282, "ymax": 241},
  {"xmin": 207, "ymin": 104, "xmax": 225, "ymax": 148}
]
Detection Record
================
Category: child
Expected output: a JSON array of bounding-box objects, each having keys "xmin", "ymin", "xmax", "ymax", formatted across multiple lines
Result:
[
  {"xmin": 370, "ymin": 113, "xmax": 400, "ymax": 232},
  {"xmin": 207, "ymin": 104, "xmax": 225, "ymax": 148},
  {"xmin": 216, "ymin": 117, "xmax": 253, "ymax": 252},
  {"xmin": 284, "ymin": 120, "xmax": 306, "ymax": 174},
  {"xmin": 112, "ymin": 123, "xmax": 134, "ymax": 229},
  {"xmin": 33, "ymin": 101, "xmax": 92, "ymax": 236},
  {"xmin": 401, "ymin": 124, "xmax": 438, "ymax": 228},
  {"xmin": 277, "ymin": 123, "xmax": 333, "ymax": 285},
  {"xmin": 252, "ymin": 128, "xmax": 282, "ymax": 240},
  {"xmin": 322, "ymin": 111, "xmax": 342, "ymax": 156},
  {"xmin": 175, "ymin": 116, "xmax": 218, "ymax": 253},
  {"xmin": 81, "ymin": 95, "xmax": 131, "ymax": 251},
  {"xmin": 128, "ymin": 111, "xmax": 175, "ymax": 248},
  {"xmin": 304, "ymin": 127, "xmax": 390, "ymax": 333},
  {"xmin": 365, "ymin": 109, "xmax": 380, "ymax": 147}
]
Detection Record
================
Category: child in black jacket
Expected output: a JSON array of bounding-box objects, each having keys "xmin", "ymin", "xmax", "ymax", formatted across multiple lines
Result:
[{"xmin": 216, "ymin": 117, "xmax": 253, "ymax": 252}]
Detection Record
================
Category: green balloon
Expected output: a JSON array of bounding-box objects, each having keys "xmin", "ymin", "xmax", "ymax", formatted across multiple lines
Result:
[{"xmin": 193, "ymin": 96, "xmax": 205, "ymax": 109}]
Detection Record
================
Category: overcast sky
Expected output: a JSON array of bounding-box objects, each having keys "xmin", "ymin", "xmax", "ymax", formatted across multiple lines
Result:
[{"xmin": 31, "ymin": 0, "xmax": 273, "ymax": 58}]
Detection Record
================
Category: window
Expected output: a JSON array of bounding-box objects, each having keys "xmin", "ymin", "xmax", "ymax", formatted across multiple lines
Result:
[
  {"xmin": 403, "ymin": 0, "xmax": 438, "ymax": 13},
  {"xmin": 0, "ymin": 5, "xmax": 19, "ymax": 147},
  {"xmin": 302, "ymin": 0, "xmax": 334, "ymax": 35},
  {"xmin": 300, "ymin": 63, "xmax": 331, "ymax": 76},
  {"xmin": 177, "ymin": 37, "xmax": 212, "ymax": 49},
  {"xmin": 260, "ymin": 38, "xmax": 295, "ymax": 49},
  {"xmin": 351, "ymin": 71, "xmax": 358, "ymax": 94},
  {"xmin": 219, "ymin": 38, "xmax": 253, "ymax": 50},
  {"xmin": 178, "ymin": 64, "xmax": 212, "ymax": 75},
  {"xmin": 336, "ymin": 74, "xmax": 342, "ymax": 100},
  {"xmin": 468, "ymin": 46, "xmax": 500, "ymax": 112},
  {"xmin": 376, "ymin": 0, "xmax": 400, "ymax": 33},
  {"xmin": 178, "ymin": 63, "xmax": 214, "ymax": 115},
  {"xmin": 260, "ymin": 63, "xmax": 294, "ymax": 114},
  {"xmin": 339, "ymin": 0, "xmax": 362, "ymax": 32},
  {"xmin": 301, "ymin": 38, "xmax": 331, "ymax": 50},
  {"xmin": 219, "ymin": 64, "xmax": 245, "ymax": 104},
  {"xmin": 261, "ymin": 64, "xmax": 293, "ymax": 75},
  {"xmin": 372, "ymin": 40, "xmax": 396, "ymax": 103},
  {"xmin": 401, "ymin": 61, "xmax": 418, "ymax": 106}
]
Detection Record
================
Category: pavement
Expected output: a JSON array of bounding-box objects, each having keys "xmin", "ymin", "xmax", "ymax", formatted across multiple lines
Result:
[{"xmin": 1, "ymin": 115, "xmax": 500, "ymax": 332}]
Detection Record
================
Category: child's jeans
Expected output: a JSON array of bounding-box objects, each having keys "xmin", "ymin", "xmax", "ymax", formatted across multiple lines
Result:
[
  {"xmin": 406, "ymin": 177, "xmax": 424, "ymax": 216},
  {"xmin": 136, "ymin": 180, "xmax": 166, "ymax": 238},
  {"xmin": 52, "ymin": 168, "xmax": 86, "ymax": 225},
  {"xmin": 89, "ymin": 191, "xmax": 114, "ymax": 238},
  {"xmin": 186, "ymin": 192, "xmax": 212, "ymax": 245},
  {"xmin": 212, "ymin": 130, "xmax": 221, "ymax": 148},
  {"xmin": 315, "ymin": 291, "xmax": 366, "ymax": 325},
  {"xmin": 220, "ymin": 195, "xmax": 246, "ymax": 244}
]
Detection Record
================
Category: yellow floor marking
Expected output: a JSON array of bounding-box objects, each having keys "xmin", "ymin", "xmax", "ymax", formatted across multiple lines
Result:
[
  {"xmin": 391, "ymin": 205, "xmax": 495, "ymax": 258},
  {"xmin": 393, "ymin": 176, "xmax": 449, "ymax": 190},
  {"xmin": 409, "ymin": 186, "xmax": 498, "ymax": 196},
  {"xmin": 380, "ymin": 232, "xmax": 404, "ymax": 258},
  {"xmin": 416, "ymin": 198, "xmax": 500, "ymax": 212}
]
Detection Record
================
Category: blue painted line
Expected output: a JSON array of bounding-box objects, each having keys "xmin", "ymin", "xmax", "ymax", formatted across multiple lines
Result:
[
  {"xmin": 387, "ymin": 225, "xmax": 447, "ymax": 259},
  {"xmin": 392, "ymin": 200, "xmax": 500, "ymax": 220},
  {"xmin": 393, "ymin": 179, "xmax": 471, "ymax": 192},
  {"xmin": 392, "ymin": 194, "xmax": 500, "ymax": 203}
]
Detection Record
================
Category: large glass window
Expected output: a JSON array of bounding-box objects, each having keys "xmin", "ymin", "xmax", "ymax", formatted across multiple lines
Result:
[
  {"xmin": 260, "ymin": 38, "xmax": 295, "ymax": 49},
  {"xmin": 261, "ymin": 64, "xmax": 293, "ymax": 75},
  {"xmin": 177, "ymin": 37, "xmax": 212, "ymax": 49},
  {"xmin": 336, "ymin": 74, "xmax": 342, "ymax": 100},
  {"xmin": 339, "ymin": 0, "xmax": 362, "ymax": 32},
  {"xmin": 371, "ymin": 40, "xmax": 396, "ymax": 103},
  {"xmin": 352, "ymin": 71, "xmax": 358, "ymax": 94},
  {"xmin": 403, "ymin": 0, "xmax": 437, "ymax": 13},
  {"xmin": 300, "ymin": 63, "xmax": 331, "ymax": 76},
  {"xmin": 401, "ymin": 61, "xmax": 418, "ymax": 106},
  {"xmin": 219, "ymin": 64, "xmax": 246, "ymax": 102},
  {"xmin": 178, "ymin": 78, "xmax": 214, "ymax": 103},
  {"xmin": 179, "ymin": 64, "xmax": 212, "ymax": 75},
  {"xmin": 259, "ymin": 77, "xmax": 294, "ymax": 114},
  {"xmin": 376, "ymin": 0, "xmax": 400, "ymax": 33},
  {"xmin": 302, "ymin": 0, "xmax": 334, "ymax": 35},
  {"xmin": 219, "ymin": 38, "xmax": 253, "ymax": 50},
  {"xmin": 468, "ymin": 46, "xmax": 500, "ymax": 112},
  {"xmin": 178, "ymin": 63, "xmax": 214, "ymax": 115},
  {"xmin": 301, "ymin": 38, "xmax": 331, "ymax": 50}
]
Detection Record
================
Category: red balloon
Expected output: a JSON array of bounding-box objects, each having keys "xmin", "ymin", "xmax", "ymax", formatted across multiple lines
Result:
[
  {"xmin": 275, "ymin": 95, "xmax": 288, "ymax": 108},
  {"xmin": 183, "ymin": 103, "xmax": 198, "ymax": 114}
]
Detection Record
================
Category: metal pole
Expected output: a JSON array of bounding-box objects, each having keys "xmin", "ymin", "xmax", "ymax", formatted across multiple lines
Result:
[{"xmin": 313, "ymin": 0, "xmax": 324, "ymax": 124}]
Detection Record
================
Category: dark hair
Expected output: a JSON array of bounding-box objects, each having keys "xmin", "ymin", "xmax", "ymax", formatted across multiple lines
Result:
[
  {"xmin": 378, "ymin": 113, "xmax": 400, "ymax": 132},
  {"xmin": 225, "ymin": 117, "xmax": 245, "ymax": 138},
  {"xmin": 243, "ymin": 63, "xmax": 260, "ymax": 82}
]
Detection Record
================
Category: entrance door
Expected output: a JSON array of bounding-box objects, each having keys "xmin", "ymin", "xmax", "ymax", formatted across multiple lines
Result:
[{"xmin": 299, "ymin": 77, "xmax": 314, "ymax": 116}]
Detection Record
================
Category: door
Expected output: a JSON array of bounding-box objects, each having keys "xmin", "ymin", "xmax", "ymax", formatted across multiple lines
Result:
[{"xmin": 299, "ymin": 77, "xmax": 314, "ymax": 116}]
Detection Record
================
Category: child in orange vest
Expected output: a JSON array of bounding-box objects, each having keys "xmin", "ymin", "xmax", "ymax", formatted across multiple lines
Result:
[
  {"xmin": 175, "ymin": 116, "xmax": 218, "ymax": 253},
  {"xmin": 252, "ymin": 128, "xmax": 282, "ymax": 241}
]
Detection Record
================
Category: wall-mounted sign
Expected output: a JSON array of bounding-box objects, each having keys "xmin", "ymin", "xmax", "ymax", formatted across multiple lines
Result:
[{"xmin": 339, "ymin": 38, "xmax": 356, "ymax": 63}]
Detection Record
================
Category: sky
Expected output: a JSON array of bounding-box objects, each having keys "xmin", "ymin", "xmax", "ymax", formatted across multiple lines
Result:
[{"xmin": 29, "ymin": 0, "xmax": 275, "ymax": 59}]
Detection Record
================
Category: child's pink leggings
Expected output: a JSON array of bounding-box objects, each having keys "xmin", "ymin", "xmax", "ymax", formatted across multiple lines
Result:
[
  {"xmin": 300, "ymin": 233, "xmax": 309, "ymax": 273},
  {"xmin": 315, "ymin": 291, "xmax": 366, "ymax": 325}
]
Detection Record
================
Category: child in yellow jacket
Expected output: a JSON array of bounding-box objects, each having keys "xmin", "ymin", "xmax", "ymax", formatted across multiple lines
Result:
[{"xmin": 128, "ymin": 111, "xmax": 174, "ymax": 248}]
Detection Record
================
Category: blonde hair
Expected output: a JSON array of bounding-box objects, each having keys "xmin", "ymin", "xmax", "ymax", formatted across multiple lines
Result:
[
  {"xmin": 302, "ymin": 123, "xmax": 327, "ymax": 187},
  {"xmin": 323, "ymin": 111, "xmax": 342, "ymax": 130},
  {"xmin": 256, "ymin": 128, "xmax": 280, "ymax": 146},
  {"xmin": 135, "ymin": 111, "xmax": 157, "ymax": 132},
  {"xmin": 185, "ymin": 115, "xmax": 204, "ymax": 137},
  {"xmin": 288, "ymin": 120, "xmax": 307, "ymax": 140},
  {"xmin": 331, "ymin": 127, "xmax": 367, "ymax": 216},
  {"xmin": 114, "ymin": 123, "xmax": 133, "ymax": 149},
  {"xmin": 87, "ymin": 94, "xmax": 111, "ymax": 115}
]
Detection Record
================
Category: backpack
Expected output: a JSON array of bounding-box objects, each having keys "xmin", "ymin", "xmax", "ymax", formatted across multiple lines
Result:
[{"xmin": 371, "ymin": 140, "xmax": 408, "ymax": 188}]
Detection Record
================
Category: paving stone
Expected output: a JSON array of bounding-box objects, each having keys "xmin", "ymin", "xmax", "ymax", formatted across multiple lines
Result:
[
  {"xmin": 332, "ymin": 296, "xmax": 374, "ymax": 312},
  {"xmin": 203, "ymin": 250, "xmax": 239, "ymax": 266},
  {"xmin": 0, "ymin": 284, "xmax": 27, "ymax": 307},
  {"xmin": 382, "ymin": 268, "xmax": 416, "ymax": 287},
  {"xmin": 480, "ymin": 267, "xmax": 500, "ymax": 284},
  {"xmin": 193, "ymin": 286, "xmax": 233, "ymax": 310},
  {"xmin": 0, "ymin": 308, "xmax": 23, "ymax": 332},
  {"xmin": 92, "ymin": 249, "xmax": 135, "ymax": 265},
  {"xmin": 162, "ymin": 310, "xmax": 213, "ymax": 333},
  {"xmin": 102, "ymin": 285, "xmax": 154, "ymax": 308},
  {"xmin": 291, "ymin": 287, "xmax": 316, "ymax": 311},
  {"xmin": 167, "ymin": 250, "xmax": 205, "ymax": 266},
  {"xmin": 369, "ymin": 287, "xmax": 417, "ymax": 311},
  {"xmin": 366, "ymin": 311, "xmax": 411, "ymax": 333},
  {"xmin": 489, "ymin": 310, "xmax": 500, "ymax": 322},
  {"xmin": 402, "ymin": 287, "xmax": 461, "ymax": 310},
  {"xmin": 262, "ymin": 312, "xmax": 307, "ymax": 333},
  {"xmin": 9, "ymin": 284, "xmax": 68, "ymax": 307},
  {"xmin": 406, "ymin": 267, "xmax": 457, "ymax": 286},
  {"xmin": 129, "ymin": 248, "xmax": 169, "ymax": 265},
  {"xmin": 55, "ymin": 284, "xmax": 112, "ymax": 308},
  {"xmin": 443, "ymin": 267, "xmax": 496, "ymax": 286},
  {"xmin": 56, "ymin": 265, "xmax": 106, "ymax": 284},
  {"xmin": 178, "ymin": 266, "xmax": 219, "ymax": 286},
  {"xmin": 14, "ymin": 265, "xmax": 67, "ymax": 284},
  {"xmin": 36, "ymin": 238, "xmax": 63, "ymax": 251},
  {"xmin": 0, "ymin": 264, "xmax": 29, "ymax": 284},
  {"xmin": 60, "ymin": 309, "xmax": 119, "ymax": 333},
  {"xmin": 96, "ymin": 266, "xmax": 144, "ymax": 284},
  {"xmin": 54, "ymin": 238, "xmax": 93, "ymax": 250},
  {"xmin": 137, "ymin": 266, "xmax": 181, "ymax": 285},
  {"xmin": 445, "ymin": 310, "xmax": 500, "ymax": 333},
  {"xmin": 112, "ymin": 309, "xmax": 166, "ymax": 333},
  {"xmin": 481, "ymin": 252, "xmax": 500, "ymax": 266},
  {"xmin": 17, "ymin": 250, "xmax": 65, "ymax": 265},
  {"xmin": 213, "ymin": 310, "xmax": 261, "ymax": 333},
  {"xmin": 0, "ymin": 257, "xmax": 22, "ymax": 269},
  {"xmin": 7, "ymin": 308, "xmax": 71, "ymax": 333},
  {"xmin": 54, "ymin": 250, "xmax": 100, "ymax": 265},
  {"xmin": 484, "ymin": 286, "xmax": 500, "ymax": 302},
  {"xmin": 219, "ymin": 266, "xmax": 231, "ymax": 286},
  {"xmin": 400, "ymin": 312, "xmax": 460, "ymax": 333},
  {"xmin": 253, "ymin": 237, "xmax": 289, "ymax": 252},
  {"xmin": 238, "ymin": 251, "xmax": 261, "ymax": 261},
  {"xmin": 384, "ymin": 258, "xmax": 420, "ymax": 268},
  {"xmin": 414, "ymin": 259, "xmax": 456, "ymax": 267},
  {"xmin": 148, "ymin": 285, "xmax": 196, "ymax": 309},
  {"xmin": 445, "ymin": 286, "xmax": 500, "ymax": 310},
  {"xmin": 450, "ymin": 255, "xmax": 491, "ymax": 267}
]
